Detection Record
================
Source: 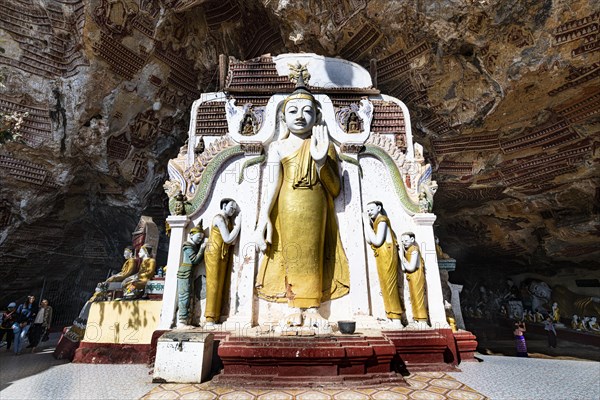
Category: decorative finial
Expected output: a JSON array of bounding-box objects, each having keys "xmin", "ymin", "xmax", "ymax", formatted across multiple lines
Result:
[{"xmin": 288, "ymin": 62, "xmax": 311, "ymax": 85}]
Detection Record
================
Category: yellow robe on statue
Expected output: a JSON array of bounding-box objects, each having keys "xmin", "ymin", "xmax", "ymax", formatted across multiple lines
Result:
[
  {"xmin": 404, "ymin": 244, "xmax": 428, "ymax": 321},
  {"xmin": 129, "ymin": 258, "xmax": 156, "ymax": 290},
  {"xmin": 204, "ymin": 220, "xmax": 232, "ymax": 322},
  {"xmin": 371, "ymin": 215, "xmax": 403, "ymax": 319},
  {"xmin": 256, "ymin": 139, "xmax": 350, "ymax": 309},
  {"xmin": 106, "ymin": 258, "xmax": 137, "ymax": 283}
]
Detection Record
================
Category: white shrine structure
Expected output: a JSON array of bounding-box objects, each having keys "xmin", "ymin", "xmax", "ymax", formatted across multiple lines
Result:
[{"xmin": 161, "ymin": 53, "xmax": 447, "ymax": 332}]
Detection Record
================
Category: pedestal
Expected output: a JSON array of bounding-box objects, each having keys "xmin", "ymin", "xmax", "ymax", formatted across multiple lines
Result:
[
  {"xmin": 215, "ymin": 335, "xmax": 406, "ymax": 388},
  {"xmin": 153, "ymin": 331, "xmax": 214, "ymax": 383},
  {"xmin": 383, "ymin": 328, "xmax": 459, "ymax": 372},
  {"xmin": 73, "ymin": 300, "xmax": 162, "ymax": 364}
]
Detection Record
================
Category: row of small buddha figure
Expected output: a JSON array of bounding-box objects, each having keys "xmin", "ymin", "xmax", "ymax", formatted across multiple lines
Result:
[
  {"xmin": 516, "ymin": 303, "xmax": 561, "ymax": 324},
  {"xmin": 90, "ymin": 245, "xmax": 157, "ymax": 301},
  {"xmin": 571, "ymin": 315, "xmax": 600, "ymax": 333}
]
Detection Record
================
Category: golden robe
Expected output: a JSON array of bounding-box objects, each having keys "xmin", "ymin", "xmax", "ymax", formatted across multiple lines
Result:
[
  {"xmin": 256, "ymin": 139, "xmax": 350, "ymax": 309},
  {"xmin": 371, "ymin": 215, "xmax": 403, "ymax": 319},
  {"xmin": 404, "ymin": 244, "xmax": 428, "ymax": 321},
  {"xmin": 204, "ymin": 221, "xmax": 232, "ymax": 322},
  {"xmin": 106, "ymin": 258, "xmax": 137, "ymax": 283},
  {"xmin": 127, "ymin": 258, "xmax": 156, "ymax": 290}
]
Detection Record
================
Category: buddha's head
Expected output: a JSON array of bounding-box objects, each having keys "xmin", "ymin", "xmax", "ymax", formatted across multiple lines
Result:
[
  {"xmin": 282, "ymin": 74, "xmax": 320, "ymax": 136},
  {"xmin": 123, "ymin": 246, "xmax": 134, "ymax": 259},
  {"xmin": 139, "ymin": 245, "xmax": 152, "ymax": 259}
]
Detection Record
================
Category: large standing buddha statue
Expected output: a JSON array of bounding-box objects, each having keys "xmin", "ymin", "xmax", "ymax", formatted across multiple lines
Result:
[{"xmin": 254, "ymin": 76, "xmax": 350, "ymax": 327}]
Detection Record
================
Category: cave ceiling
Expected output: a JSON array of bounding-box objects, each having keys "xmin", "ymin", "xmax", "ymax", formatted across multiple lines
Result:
[{"xmin": 0, "ymin": 0, "xmax": 598, "ymax": 307}]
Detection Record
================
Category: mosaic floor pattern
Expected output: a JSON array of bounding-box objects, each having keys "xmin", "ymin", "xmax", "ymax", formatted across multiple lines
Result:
[{"xmin": 141, "ymin": 372, "xmax": 487, "ymax": 400}]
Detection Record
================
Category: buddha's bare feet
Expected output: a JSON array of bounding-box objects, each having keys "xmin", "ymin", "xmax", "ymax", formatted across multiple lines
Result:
[
  {"xmin": 281, "ymin": 308, "xmax": 303, "ymax": 327},
  {"xmin": 303, "ymin": 308, "xmax": 330, "ymax": 331}
]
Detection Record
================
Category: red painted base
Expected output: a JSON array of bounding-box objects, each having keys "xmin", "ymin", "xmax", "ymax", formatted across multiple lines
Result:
[
  {"xmin": 73, "ymin": 342, "xmax": 152, "ymax": 364},
  {"xmin": 382, "ymin": 329, "xmax": 461, "ymax": 372},
  {"xmin": 53, "ymin": 329, "xmax": 80, "ymax": 361},
  {"xmin": 453, "ymin": 330, "xmax": 478, "ymax": 362},
  {"xmin": 216, "ymin": 335, "xmax": 407, "ymax": 387}
]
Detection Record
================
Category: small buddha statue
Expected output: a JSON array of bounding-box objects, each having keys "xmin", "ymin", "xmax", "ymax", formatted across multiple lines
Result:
[
  {"xmin": 589, "ymin": 316, "xmax": 600, "ymax": 332},
  {"xmin": 552, "ymin": 302, "xmax": 560, "ymax": 323},
  {"xmin": 346, "ymin": 112, "xmax": 360, "ymax": 133},
  {"xmin": 525, "ymin": 310, "xmax": 534, "ymax": 322},
  {"xmin": 571, "ymin": 314, "xmax": 579, "ymax": 330},
  {"xmin": 122, "ymin": 245, "xmax": 156, "ymax": 299},
  {"xmin": 581, "ymin": 316, "xmax": 590, "ymax": 331},
  {"xmin": 240, "ymin": 113, "xmax": 255, "ymax": 136},
  {"xmin": 534, "ymin": 309, "xmax": 544, "ymax": 323}
]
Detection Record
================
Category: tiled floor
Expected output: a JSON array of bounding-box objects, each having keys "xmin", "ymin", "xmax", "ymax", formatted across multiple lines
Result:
[
  {"xmin": 0, "ymin": 334, "xmax": 155, "ymax": 400},
  {"xmin": 448, "ymin": 355, "xmax": 600, "ymax": 400},
  {"xmin": 142, "ymin": 372, "xmax": 486, "ymax": 400},
  {"xmin": 2, "ymin": 335, "xmax": 600, "ymax": 399}
]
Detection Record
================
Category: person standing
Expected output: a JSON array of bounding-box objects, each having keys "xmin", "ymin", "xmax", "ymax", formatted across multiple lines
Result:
[
  {"xmin": 544, "ymin": 315, "xmax": 557, "ymax": 348},
  {"xmin": 513, "ymin": 320, "xmax": 528, "ymax": 357},
  {"xmin": 27, "ymin": 299, "xmax": 53, "ymax": 351},
  {"xmin": 13, "ymin": 295, "xmax": 38, "ymax": 354},
  {"xmin": 0, "ymin": 302, "xmax": 17, "ymax": 351}
]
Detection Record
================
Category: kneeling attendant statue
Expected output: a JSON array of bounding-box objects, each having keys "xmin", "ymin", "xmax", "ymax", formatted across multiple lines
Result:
[
  {"xmin": 400, "ymin": 233, "xmax": 429, "ymax": 325},
  {"xmin": 204, "ymin": 199, "xmax": 241, "ymax": 326}
]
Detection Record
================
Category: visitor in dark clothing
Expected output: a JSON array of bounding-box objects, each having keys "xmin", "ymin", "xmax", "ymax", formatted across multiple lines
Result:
[
  {"xmin": 0, "ymin": 302, "xmax": 17, "ymax": 350},
  {"xmin": 12, "ymin": 295, "xmax": 38, "ymax": 354}
]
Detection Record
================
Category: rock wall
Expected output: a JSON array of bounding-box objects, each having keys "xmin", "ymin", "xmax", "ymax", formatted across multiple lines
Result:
[{"xmin": 0, "ymin": 0, "xmax": 598, "ymax": 324}]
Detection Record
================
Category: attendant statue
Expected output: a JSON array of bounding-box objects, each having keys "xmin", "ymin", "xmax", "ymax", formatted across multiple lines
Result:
[
  {"xmin": 534, "ymin": 309, "xmax": 544, "ymax": 323},
  {"xmin": 524, "ymin": 309, "xmax": 534, "ymax": 322},
  {"xmin": 571, "ymin": 314, "xmax": 579, "ymax": 330},
  {"xmin": 177, "ymin": 225, "xmax": 206, "ymax": 328},
  {"xmin": 363, "ymin": 201, "xmax": 403, "ymax": 327},
  {"xmin": 589, "ymin": 316, "xmax": 600, "ymax": 332},
  {"xmin": 400, "ymin": 232, "xmax": 429, "ymax": 324},
  {"xmin": 435, "ymin": 236, "xmax": 450, "ymax": 259},
  {"xmin": 106, "ymin": 246, "xmax": 137, "ymax": 283},
  {"xmin": 581, "ymin": 316, "xmax": 590, "ymax": 331},
  {"xmin": 122, "ymin": 245, "xmax": 156, "ymax": 299},
  {"xmin": 204, "ymin": 199, "xmax": 241, "ymax": 326},
  {"xmin": 552, "ymin": 302, "xmax": 560, "ymax": 323},
  {"xmin": 255, "ymin": 76, "xmax": 350, "ymax": 328}
]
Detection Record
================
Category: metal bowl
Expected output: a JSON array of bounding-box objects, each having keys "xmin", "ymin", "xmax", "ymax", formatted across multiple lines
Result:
[{"xmin": 337, "ymin": 320, "xmax": 356, "ymax": 334}]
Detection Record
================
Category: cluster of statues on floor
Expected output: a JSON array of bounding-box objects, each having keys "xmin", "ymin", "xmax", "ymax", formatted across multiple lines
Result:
[{"xmin": 462, "ymin": 276, "xmax": 600, "ymax": 334}]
